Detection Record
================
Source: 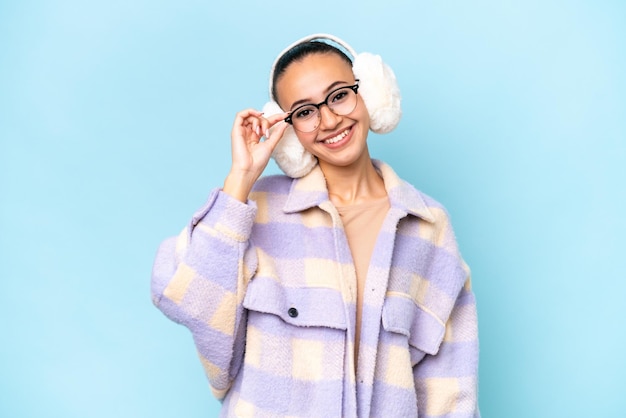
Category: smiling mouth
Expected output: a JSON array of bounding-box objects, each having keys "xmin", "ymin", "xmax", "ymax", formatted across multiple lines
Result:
[{"xmin": 321, "ymin": 127, "xmax": 351, "ymax": 145}]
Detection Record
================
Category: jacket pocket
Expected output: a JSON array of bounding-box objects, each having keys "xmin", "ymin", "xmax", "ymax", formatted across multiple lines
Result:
[
  {"xmin": 238, "ymin": 276, "xmax": 347, "ymax": 417},
  {"xmin": 382, "ymin": 294, "xmax": 445, "ymax": 356},
  {"xmin": 243, "ymin": 276, "xmax": 348, "ymax": 330}
]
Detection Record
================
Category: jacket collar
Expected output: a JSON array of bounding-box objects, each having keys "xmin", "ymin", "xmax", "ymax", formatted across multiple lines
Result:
[{"xmin": 283, "ymin": 160, "xmax": 436, "ymax": 223}]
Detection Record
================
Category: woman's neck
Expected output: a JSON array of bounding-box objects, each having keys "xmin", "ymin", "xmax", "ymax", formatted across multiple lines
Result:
[{"xmin": 319, "ymin": 150, "xmax": 387, "ymax": 207}]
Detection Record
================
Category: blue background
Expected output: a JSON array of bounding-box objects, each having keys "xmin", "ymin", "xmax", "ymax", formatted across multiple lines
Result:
[{"xmin": 1, "ymin": 0, "xmax": 624, "ymax": 417}]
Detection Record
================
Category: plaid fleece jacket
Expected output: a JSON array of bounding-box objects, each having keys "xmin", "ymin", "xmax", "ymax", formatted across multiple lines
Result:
[{"xmin": 151, "ymin": 160, "xmax": 480, "ymax": 417}]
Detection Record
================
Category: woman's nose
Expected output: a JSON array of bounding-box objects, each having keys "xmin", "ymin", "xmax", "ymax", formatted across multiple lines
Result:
[{"xmin": 318, "ymin": 105, "xmax": 341, "ymax": 130}]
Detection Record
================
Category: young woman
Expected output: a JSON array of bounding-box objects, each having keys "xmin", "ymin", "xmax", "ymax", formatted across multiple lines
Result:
[{"xmin": 151, "ymin": 34, "xmax": 480, "ymax": 418}]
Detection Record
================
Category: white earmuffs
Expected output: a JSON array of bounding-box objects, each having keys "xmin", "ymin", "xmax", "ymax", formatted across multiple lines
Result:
[{"xmin": 264, "ymin": 33, "xmax": 402, "ymax": 178}]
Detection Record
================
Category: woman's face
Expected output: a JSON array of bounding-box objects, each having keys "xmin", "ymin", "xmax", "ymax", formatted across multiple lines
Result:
[{"xmin": 275, "ymin": 53, "xmax": 371, "ymax": 170}]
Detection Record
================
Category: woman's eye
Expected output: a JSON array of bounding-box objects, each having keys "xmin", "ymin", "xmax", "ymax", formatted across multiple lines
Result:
[
  {"xmin": 295, "ymin": 107, "xmax": 315, "ymax": 119},
  {"xmin": 331, "ymin": 90, "xmax": 348, "ymax": 102}
]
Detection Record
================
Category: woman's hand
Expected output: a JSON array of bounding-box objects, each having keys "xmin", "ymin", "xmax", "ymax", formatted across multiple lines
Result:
[{"xmin": 223, "ymin": 109, "xmax": 289, "ymax": 202}]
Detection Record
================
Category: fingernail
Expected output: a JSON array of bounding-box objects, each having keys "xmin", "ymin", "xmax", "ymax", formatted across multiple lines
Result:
[
  {"xmin": 256, "ymin": 126, "xmax": 260, "ymax": 136},
  {"xmin": 265, "ymin": 129, "xmax": 270, "ymax": 138}
]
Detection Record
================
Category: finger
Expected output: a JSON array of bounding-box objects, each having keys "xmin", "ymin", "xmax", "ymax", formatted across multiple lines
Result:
[
  {"xmin": 234, "ymin": 109, "xmax": 263, "ymax": 126},
  {"xmin": 243, "ymin": 114, "xmax": 265, "ymax": 137},
  {"xmin": 236, "ymin": 108, "xmax": 263, "ymax": 118},
  {"xmin": 260, "ymin": 118, "xmax": 271, "ymax": 139},
  {"xmin": 263, "ymin": 121, "xmax": 289, "ymax": 151},
  {"xmin": 265, "ymin": 112, "xmax": 289, "ymax": 127},
  {"xmin": 251, "ymin": 118, "xmax": 260, "ymax": 137},
  {"xmin": 259, "ymin": 112, "xmax": 289, "ymax": 138}
]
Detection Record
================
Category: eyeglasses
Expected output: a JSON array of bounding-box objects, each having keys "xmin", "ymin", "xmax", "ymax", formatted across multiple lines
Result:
[{"xmin": 284, "ymin": 81, "xmax": 360, "ymax": 133}]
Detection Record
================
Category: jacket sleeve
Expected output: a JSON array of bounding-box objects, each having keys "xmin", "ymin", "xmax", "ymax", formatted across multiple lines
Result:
[
  {"xmin": 414, "ymin": 268, "xmax": 480, "ymax": 418},
  {"xmin": 151, "ymin": 188, "xmax": 258, "ymax": 400}
]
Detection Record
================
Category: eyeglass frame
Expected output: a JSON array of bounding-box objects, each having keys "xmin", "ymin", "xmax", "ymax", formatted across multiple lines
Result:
[{"xmin": 283, "ymin": 80, "xmax": 360, "ymax": 131}]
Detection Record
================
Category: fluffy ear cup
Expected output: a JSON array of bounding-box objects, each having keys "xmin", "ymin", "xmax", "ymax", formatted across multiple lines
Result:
[
  {"xmin": 353, "ymin": 52, "xmax": 402, "ymax": 134},
  {"xmin": 263, "ymin": 101, "xmax": 318, "ymax": 178},
  {"xmin": 266, "ymin": 34, "xmax": 401, "ymax": 178}
]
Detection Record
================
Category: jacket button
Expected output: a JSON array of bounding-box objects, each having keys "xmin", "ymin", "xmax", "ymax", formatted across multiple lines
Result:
[{"xmin": 288, "ymin": 307, "xmax": 298, "ymax": 318}]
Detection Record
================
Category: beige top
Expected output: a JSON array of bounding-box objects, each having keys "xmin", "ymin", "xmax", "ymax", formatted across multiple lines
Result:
[{"xmin": 335, "ymin": 196, "xmax": 390, "ymax": 364}]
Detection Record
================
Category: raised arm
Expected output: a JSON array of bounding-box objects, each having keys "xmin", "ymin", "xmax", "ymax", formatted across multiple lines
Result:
[
  {"xmin": 150, "ymin": 108, "xmax": 287, "ymax": 398},
  {"xmin": 223, "ymin": 109, "xmax": 287, "ymax": 202}
]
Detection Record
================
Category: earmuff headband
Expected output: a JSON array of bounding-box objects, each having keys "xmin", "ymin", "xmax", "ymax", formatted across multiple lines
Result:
[{"xmin": 268, "ymin": 33, "xmax": 358, "ymax": 100}]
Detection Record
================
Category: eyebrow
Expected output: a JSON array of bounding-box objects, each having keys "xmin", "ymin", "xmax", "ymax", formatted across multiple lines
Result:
[{"xmin": 288, "ymin": 80, "xmax": 352, "ymax": 111}]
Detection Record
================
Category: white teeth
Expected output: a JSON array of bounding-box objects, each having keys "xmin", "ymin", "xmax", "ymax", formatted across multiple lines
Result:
[{"xmin": 323, "ymin": 129, "xmax": 350, "ymax": 144}]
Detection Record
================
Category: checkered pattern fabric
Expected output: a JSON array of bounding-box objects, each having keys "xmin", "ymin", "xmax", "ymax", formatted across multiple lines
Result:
[{"xmin": 152, "ymin": 160, "xmax": 480, "ymax": 417}]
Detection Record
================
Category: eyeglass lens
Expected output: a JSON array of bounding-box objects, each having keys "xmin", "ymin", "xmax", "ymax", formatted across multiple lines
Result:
[{"xmin": 291, "ymin": 86, "xmax": 357, "ymax": 133}]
